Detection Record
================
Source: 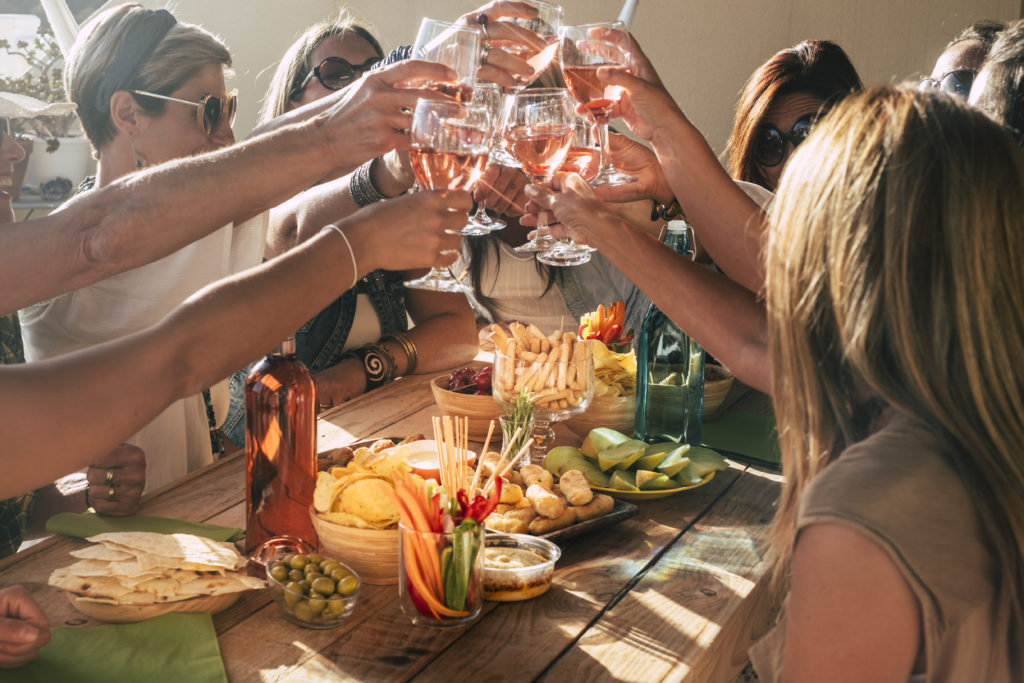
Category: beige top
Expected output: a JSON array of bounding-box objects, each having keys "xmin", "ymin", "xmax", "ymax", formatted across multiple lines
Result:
[
  {"xmin": 750, "ymin": 413, "xmax": 1012, "ymax": 682},
  {"xmin": 477, "ymin": 240, "xmax": 575, "ymax": 335}
]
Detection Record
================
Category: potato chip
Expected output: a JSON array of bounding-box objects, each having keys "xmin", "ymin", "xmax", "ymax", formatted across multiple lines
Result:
[{"xmin": 337, "ymin": 478, "xmax": 401, "ymax": 526}]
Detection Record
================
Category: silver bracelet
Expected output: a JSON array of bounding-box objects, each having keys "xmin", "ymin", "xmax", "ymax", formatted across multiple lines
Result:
[
  {"xmin": 350, "ymin": 159, "xmax": 386, "ymax": 207},
  {"xmin": 322, "ymin": 224, "xmax": 359, "ymax": 289}
]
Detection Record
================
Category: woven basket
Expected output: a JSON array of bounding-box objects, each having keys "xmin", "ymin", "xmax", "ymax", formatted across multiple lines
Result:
[
  {"xmin": 703, "ymin": 365, "xmax": 735, "ymax": 416},
  {"xmin": 310, "ymin": 507, "xmax": 399, "ymax": 585},
  {"xmin": 430, "ymin": 375, "xmax": 504, "ymax": 441},
  {"xmin": 564, "ymin": 395, "xmax": 635, "ymax": 437}
]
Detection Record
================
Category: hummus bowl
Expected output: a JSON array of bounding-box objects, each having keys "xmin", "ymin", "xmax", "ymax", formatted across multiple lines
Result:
[{"xmin": 482, "ymin": 533, "xmax": 561, "ymax": 602}]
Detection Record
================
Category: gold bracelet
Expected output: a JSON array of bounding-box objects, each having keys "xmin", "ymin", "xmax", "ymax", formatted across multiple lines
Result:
[{"xmin": 381, "ymin": 332, "xmax": 418, "ymax": 375}]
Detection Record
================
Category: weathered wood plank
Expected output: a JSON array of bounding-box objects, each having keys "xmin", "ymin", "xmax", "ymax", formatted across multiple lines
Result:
[{"xmin": 540, "ymin": 468, "xmax": 781, "ymax": 683}]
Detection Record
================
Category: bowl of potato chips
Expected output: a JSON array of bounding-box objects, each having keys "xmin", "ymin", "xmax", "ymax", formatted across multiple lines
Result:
[
  {"xmin": 565, "ymin": 340, "xmax": 637, "ymax": 437},
  {"xmin": 310, "ymin": 439, "xmax": 424, "ymax": 585}
]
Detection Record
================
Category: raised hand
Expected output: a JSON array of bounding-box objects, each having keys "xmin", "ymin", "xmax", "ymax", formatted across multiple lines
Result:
[
  {"xmin": 460, "ymin": 2, "xmax": 547, "ymax": 88},
  {"xmin": 0, "ymin": 585, "xmax": 49, "ymax": 669},
  {"xmin": 313, "ymin": 60, "xmax": 462, "ymax": 174},
  {"xmin": 345, "ymin": 190, "xmax": 474, "ymax": 274},
  {"xmin": 475, "ymin": 164, "xmax": 530, "ymax": 217},
  {"xmin": 86, "ymin": 443, "xmax": 146, "ymax": 516},
  {"xmin": 524, "ymin": 174, "xmax": 624, "ymax": 247},
  {"xmin": 590, "ymin": 133, "xmax": 674, "ymax": 205}
]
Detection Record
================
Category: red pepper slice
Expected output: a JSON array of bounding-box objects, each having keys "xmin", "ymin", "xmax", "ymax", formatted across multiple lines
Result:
[
  {"xmin": 601, "ymin": 323, "xmax": 622, "ymax": 344},
  {"xmin": 463, "ymin": 477, "xmax": 503, "ymax": 523}
]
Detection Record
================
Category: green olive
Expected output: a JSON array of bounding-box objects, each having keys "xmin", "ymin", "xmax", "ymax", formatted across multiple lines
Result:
[
  {"xmin": 269, "ymin": 563, "xmax": 288, "ymax": 583},
  {"xmin": 281, "ymin": 553, "xmax": 296, "ymax": 566},
  {"xmin": 293, "ymin": 601, "xmax": 314, "ymax": 622},
  {"xmin": 287, "ymin": 554, "xmax": 309, "ymax": 570},
  {"xmin": 311, "ymin": 576, "xmax": 336, "ymax": 595},
  {"xmin": 307, "ymin": 596, "xmax": 326, "ymax": 615},
  {"xmin": 288, "ymin": 569, "xmax": 303, "ymax": 582},
  {"xmin": 307, "ymin": 553, "xmax": 324, "ymax": 564},
  {"xmin": 320, "ymin": 561, "xmax": 341, "ymax": 576},
  {"xmin": 298, "ymin": 579, "xmax": 311, "ymax": 592},
  {"xmin": 303, "ymin": 563, "xmax": 321, "ymax": 576},
  {"xmin": 284, "ymin": 582, "xmax": 303, "ymax": 607},
  {"xmin": 329, "ymin": 568, "xmax": 349, "ymax": 582},
  {"xmin": 337, "ymin": 575, "xmax": 358, "ymax": 596},
  {"xmin": 326, "ymin": 595, "xmax": 346, "ymax": 615}
]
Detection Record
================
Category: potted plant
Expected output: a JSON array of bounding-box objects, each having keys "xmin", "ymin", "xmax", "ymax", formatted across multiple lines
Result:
[{"xmin": 0, "ymin": 26, "xmax": 91, "ymax": 199}]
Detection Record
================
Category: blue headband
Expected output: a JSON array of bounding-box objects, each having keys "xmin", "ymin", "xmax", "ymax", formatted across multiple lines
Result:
[{"xmin": 93, "ymin": 9, "xmax": 177, "ymax": 114}]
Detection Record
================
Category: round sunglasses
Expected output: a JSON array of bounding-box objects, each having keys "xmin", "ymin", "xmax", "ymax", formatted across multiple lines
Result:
[
  {"xmin": 131, "ymin": 89, "xmax": 238, "ymax": 135},
  {"xmin": 293, "ymin": 56, "xmax": 382, "ymax": 98},
  {"xmin": 919, "ymin": 69, "xmax": 975, "ymax": 99},
  {"xmin": 755, "ymin": 113, "xmax": 820, "ymax": 168}
]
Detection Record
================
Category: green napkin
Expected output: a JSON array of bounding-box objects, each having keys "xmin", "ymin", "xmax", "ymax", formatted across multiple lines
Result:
[
  {"xmin": 45, "ymin": 511, "xmax": 245, "ymax": 543},
  {"xmin": 9, "ymin": 612, "xmax": 227, "ymax": 683},
  {"xmin": 702, "ymin": 410, "xmax": 781, "ymax": 470}
]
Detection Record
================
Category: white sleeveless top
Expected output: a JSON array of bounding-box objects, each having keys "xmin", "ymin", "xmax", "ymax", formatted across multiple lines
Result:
[
  {"xmin": 20, "ymin": 212, "xmax": 268, "ymax": 492},
  {"xmin": 477, "ymin": 241, "xmax": 575, "ymax": 335}
]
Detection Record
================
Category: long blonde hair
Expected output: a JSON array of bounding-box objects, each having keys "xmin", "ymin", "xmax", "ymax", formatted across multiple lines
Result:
[{"xmin": 766, "ymin": 86, "xmax": 1024, "ymax": 663}]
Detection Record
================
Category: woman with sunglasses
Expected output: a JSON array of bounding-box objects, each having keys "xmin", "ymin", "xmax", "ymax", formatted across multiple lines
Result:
[{"xmin": 923, "ymin": 20, "xmax": 1006, "ymax": 101}]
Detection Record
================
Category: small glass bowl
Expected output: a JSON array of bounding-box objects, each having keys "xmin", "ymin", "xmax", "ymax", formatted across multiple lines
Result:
[
  {"xmin": 265, "ymin": 551, "xmax": 360, "ymax": 629},
  {"xmin": 482, "ymin": 533, "xmax": 561, "ymax": 602}
]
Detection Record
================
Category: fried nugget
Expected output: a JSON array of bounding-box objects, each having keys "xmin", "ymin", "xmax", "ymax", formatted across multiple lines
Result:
[
  {"xmin": 558, "ymin": 470, "xmax": 594, "ymax": 507},
  {"xmin": 520, "ymin": 464, "xmax": 554, "ymax": 490},
  {"xmin": 528, "ymin": 507, "xmax": 576, "ymax": 534},
  {"xmin": 499, "ymin": 482, "xmax": 524, "ymax": 505},
  {"xmin": 526, "ymin": 484, "xmax": 565, "ymax": 519},
  {"xmin": 572, "ymin": 494, "xmax": 614, "ymax": 522},
  {"xmin": 485, "ymin": 514, "xmax": 531, "ymax": 534}
]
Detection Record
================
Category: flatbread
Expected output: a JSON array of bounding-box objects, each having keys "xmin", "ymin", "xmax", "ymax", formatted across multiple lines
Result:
[
  {"xmin": 70, "ymin": 545, "xmax": 133, "ymax": 562},
  {"xmin": 88, "ymin": 532, "xmax": 243, "ymax": 570}
]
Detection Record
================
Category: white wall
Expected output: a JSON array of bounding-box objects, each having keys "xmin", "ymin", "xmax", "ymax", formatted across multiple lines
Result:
[{"xmin": 112, "ymin": 0, "xmax": 1020, "ymax": 152}]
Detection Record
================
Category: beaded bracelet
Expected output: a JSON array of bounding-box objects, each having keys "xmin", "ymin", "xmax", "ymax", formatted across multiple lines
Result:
[
  {"xmin": 350, "ymin": 159, "xmax": 386, "ymax": 207},
  {"xmin": 380, "ymin": 331, "xmax": 418, "ymax": 375}
]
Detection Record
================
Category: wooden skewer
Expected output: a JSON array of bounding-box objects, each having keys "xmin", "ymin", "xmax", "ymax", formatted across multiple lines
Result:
[{"xmin": 483, "ymin": 425, "xmax": 524, "ymax": 493}]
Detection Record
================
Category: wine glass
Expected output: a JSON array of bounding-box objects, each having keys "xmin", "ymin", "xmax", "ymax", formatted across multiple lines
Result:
[
  {"xmin": 487, "ymin": 1, "xmax": 565, "ymax": 167},
  {"xmin": 505, "ymin": 88, "xmax": 575, "ymax": 253},
  {"xmin": 404, "ymin": 100, "xmax": 490, "ymax": 292},
  {"xmin": 465, "ymin": 82, "xmax": 507, "ymax": 233},
  {"xmin": 559, "ymin": 22, "xmax": 637, "ymax": 187},
  {"xmin": 492, "ymin": 341, "xmax": 594, "ymax": 464},
  {"xmin": 413, "ymin": 19, "xmax": 480, "ymax": 101},
  {"xmin": 536, "ymin": 116, "xmax": 599, "ymax": 267}
]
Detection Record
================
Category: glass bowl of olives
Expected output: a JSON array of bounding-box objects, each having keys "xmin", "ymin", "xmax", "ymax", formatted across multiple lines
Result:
[{"xmin": 265, "ymin": 551, "xmax": 360, "ymax": 629}]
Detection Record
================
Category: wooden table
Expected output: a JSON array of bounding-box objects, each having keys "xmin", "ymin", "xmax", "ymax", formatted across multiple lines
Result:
[{"xmin": 0, "ymin": 370, "xmax": 781, "ymax": 682}]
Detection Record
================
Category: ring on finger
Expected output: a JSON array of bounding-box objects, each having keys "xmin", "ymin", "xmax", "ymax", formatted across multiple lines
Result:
[
  {"xmin": 480, "ymin": 42, "xmax": 492, "ymax": 65},
  {"xmin": 107, "ymin": 486, "xmax": 116, "ymax": 500},
  {"xmin": 105, "ymin": 468, "xmax": 115, "ymax": 485}
]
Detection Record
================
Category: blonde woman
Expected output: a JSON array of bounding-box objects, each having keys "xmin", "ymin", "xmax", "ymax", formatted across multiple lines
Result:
[{"xmin": 751, "ymin": 87, "xmax": 1024, "ymax": 680}]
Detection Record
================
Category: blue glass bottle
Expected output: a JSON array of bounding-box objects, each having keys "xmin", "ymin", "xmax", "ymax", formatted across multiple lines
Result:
[{"xmin": 634, "ymin": 220, "xmax": 705, "ymax": 445}]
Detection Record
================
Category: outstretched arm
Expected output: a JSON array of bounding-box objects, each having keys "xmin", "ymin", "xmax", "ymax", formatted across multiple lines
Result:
[{"xmin": 0, "ymin": 190, "xmax": 472, "ymax": 499}]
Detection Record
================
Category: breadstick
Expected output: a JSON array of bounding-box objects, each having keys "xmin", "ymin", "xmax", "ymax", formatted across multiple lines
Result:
[
  {"xmin": 527, "ymin": 324, "xmax": 547, "ymax": 342},
  {"xmin": 490, "ymin": 324, "xmax": 510, "ymax": 349},
  {"xmin": 530, "ymin": 336, "xmax": 540, "ymax": 354},
  {"xmin": 557, "ymin": 339, "xmax": 569, "ymax": 390},
  {"xmin": 510, "ymin": 322, "xmax": 531, "ymax": 350}
]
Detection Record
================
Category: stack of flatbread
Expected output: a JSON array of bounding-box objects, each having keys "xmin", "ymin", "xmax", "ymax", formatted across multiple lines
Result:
[{"xmin": 49, "ymin": 531, "xmax": 265, "ymax": 606}]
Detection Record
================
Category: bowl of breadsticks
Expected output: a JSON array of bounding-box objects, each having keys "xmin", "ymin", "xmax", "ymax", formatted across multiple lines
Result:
[{"xmin": 490, "ymin": 322, "xmax": 595, "ymax": 423}]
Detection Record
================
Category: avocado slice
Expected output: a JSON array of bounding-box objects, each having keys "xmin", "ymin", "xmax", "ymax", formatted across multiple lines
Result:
[
  {"xmin": 654, "ymin": 445, "xmax": 693, "ymax": 477},
  {"xmin": 673, "ymin": 464, "xmax": 705, "ymax": 487},
  {"xmin": 560, "ymin": 453, "xmax": 610, "ymax": 488},
  {"xmin": 581, "ymin": 427, "xmax": 632, "ymax": 458},
  {"xmin": 609, "ymin": 469, "xmax": 638, "ymax": 491},
  {"xmin": 635, "ymin": 469, "xmax": 675, "ymax": 490},
  {"xmin": 634, "ymin": 442, "xmax": 681, "ymax": 470},
  {"xmin": 544, "ymin": 446, "xmax": 581, "ymax": 475},
  {"xmin": 596, "ymin": 439, "xmax": 647, "ymax": 471},
  {"xmin": 686, "ymin": 446, "xmax": 729, "ymax": 477}
]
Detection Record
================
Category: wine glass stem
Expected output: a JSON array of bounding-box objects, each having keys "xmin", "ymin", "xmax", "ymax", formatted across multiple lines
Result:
[{"xmin": 595, "ymin": 118, "xmax": 615, "ymax": 176}]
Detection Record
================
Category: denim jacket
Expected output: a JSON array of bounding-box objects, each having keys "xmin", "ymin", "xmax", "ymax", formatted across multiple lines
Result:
[
  {"xmin": 557, "ymin": 251, "xmax": 651, "ymax": 338},
  {"xmin": 294, "ymin": 269, "xmax": 408, "ymax": 372}
]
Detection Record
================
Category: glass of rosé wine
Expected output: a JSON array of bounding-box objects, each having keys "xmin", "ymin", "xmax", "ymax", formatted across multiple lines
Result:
[
  {"xmin": 505, "ymin": 87, "xmax": 576, "ymax": 253},
  {"xmin": 558, "ymin": 21, "xmax": 637, "ymax": 187},
  {"xmin": 413, "ymin": 19, "xmax": 480, "ymax": 102},
  {"xmin": 404, "ymin": 100, "xmax": 490, "ymax": 292},
  {"xmin": 536, "ymin": 113, "xmax": 599, "ymax": 267},
  {"xmin": 465, "ymin": 82, "xmax": 507, "ymax": 233}
]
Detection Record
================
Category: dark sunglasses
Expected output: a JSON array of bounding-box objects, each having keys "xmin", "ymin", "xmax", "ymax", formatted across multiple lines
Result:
[
  {"xmin": 131, "ymin": 89, "xmax": 238, "ymax": 135},
  {"xmin": 755, "ymin": 113, "xmax": 819, "ymax": 168},
  {"xmin": 919, "ymin": 69, "xmax": 975, "ymax": 99},
  {"xmin": 293, "ymin": 56, "xmax": 382, "ymax": 97}
]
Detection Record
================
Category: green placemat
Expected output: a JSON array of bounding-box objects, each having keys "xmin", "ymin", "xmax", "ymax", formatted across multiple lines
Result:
[
  {"xmin": 703, "ymin": 410, "xmax": 781, "ymax": 470},
  {"xmin": 46, "ymin": 511, "xmax": 244, "ymax": 543},
  {"xmin": 9, "ymin": 612, "xmax": 227, "ymax": 683}
]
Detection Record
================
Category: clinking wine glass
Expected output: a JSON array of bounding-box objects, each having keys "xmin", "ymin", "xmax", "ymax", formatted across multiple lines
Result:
[
  {"xmin": 492, "ymin": 340, "xmax": 594, "ymax": 464},
  {"xmin": 488, "ymin": 0, "xmax": 565, "ymax": 166},
  {"xmin": 413, "ymin": 18, "xmax": 481, "ymax": 101},
  {"xmin": 559, "ymin": 21, "xmax": 637, "ymax": 187},
  {"xmin": 505, "ymin": 88, "xmax": 575, "ymax": 253},
  {"xmin": 537, "ymin": 113, "xmax": 599, "ymax": 267},
  {"xmin": 404, "ymin": 100, "xmax": 490, "ymax": 292},
  {"xmin": 465, "ymin": 82, "xmax": 507, "ymax": 233}
]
